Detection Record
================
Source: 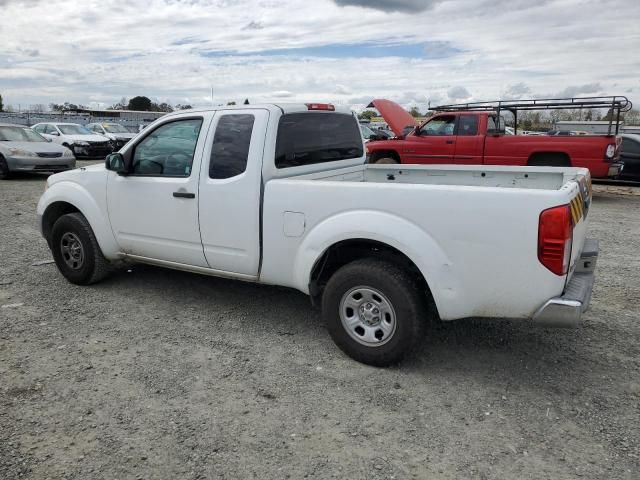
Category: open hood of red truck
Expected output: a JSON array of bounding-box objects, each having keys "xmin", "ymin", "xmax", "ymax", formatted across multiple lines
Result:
[{"xmin": 367, "ymin": 99, "xmax": 420, "ymax": 137}]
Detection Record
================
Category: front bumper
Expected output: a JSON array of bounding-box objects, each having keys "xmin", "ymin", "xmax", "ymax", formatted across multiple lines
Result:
[
  {"xmin": 71, "ymin": 143, "xmax": 113, "ymax": 159},
  {"xmin": 533, "ymin": 238, "xmax": 599, "ymax": 328},
  {"xmin": 5, "ymin": 155, "xmax": 76, "ymax": 173}
]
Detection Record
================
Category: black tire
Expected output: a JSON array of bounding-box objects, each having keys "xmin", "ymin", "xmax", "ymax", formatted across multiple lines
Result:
[
  {"xmin": 0, "ymin": 155, "xmax": 11, "ymax": 180},
  {"xmin": 50, "ymin": 212, "xmax": 111, "ymax": 285},
  {"xmin": 374, "ymin": 157, "xmax": 399, "ymax": 165},
  {"xmin": 322, "ymin": 258, "xmax": 427, "ymax": 366}
]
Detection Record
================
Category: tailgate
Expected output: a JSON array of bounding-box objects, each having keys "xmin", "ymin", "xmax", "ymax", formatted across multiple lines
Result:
[{"xmin": 567, "ymin": 173, "xmax": 593, "ymax": 280}]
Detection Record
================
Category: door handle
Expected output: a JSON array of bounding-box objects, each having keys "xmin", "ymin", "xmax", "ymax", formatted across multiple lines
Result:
[
  {"xmin": 446, "ymin": 140, "xmax": 455, "ymax": 144},
  {"xmin": 173, "ymin": 192, "xmax": 195, "ymax": 199}
]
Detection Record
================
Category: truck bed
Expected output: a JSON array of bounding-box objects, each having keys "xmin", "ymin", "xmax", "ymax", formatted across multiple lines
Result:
[
  {"xmin": 295, "ymin": 163, "xmax": 584, "ymax": 191},
  {"xmin": 261, "ymin": 163, "xmax": 590, "ymax": 322}
]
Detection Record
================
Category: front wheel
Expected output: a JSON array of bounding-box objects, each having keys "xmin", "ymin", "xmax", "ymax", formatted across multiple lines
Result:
[
  {"xmin": 0, "ymin": 155, "xmax": 11, "ymax": 180},
  {"xmin": 50, "ymin": 213, "xmax": 111, "ymax": 285},
  {"xmin": 322, "ymin": 259, "xmax": 427, "ymax": 366}
]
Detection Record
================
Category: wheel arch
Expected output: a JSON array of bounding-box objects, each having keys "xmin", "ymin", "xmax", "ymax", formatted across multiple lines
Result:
[
  {"xmin": 368, "ymin": 149, "xmax": 401, "ymax": 163},
  {"xmin": 37, "ymin": 181, "xmax": 121, "ymax": 259},
  {"xmin": 295, "ymin": 210, "xmax": 454, "ymax": 318},
  {"xmin": 527, "ymin": 151, "xmax": 572, "ymax": 166}
]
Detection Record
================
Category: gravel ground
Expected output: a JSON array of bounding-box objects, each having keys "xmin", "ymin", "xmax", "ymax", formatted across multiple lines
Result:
[{"xmin": 1, "ymin": 168, "xmax": 639, "ymax": 480}]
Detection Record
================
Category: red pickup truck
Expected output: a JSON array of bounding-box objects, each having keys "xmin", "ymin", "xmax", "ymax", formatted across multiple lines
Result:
[{"xmin": 366, "ymin": 99, "xmax": 623, "ymax": 178}]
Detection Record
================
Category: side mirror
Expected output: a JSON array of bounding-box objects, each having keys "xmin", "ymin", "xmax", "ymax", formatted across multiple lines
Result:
[
  {"xmin": 105, "ymin": 152, "xmax": 130, "ymax": 175},
  {"xmin": 50, "ymin": 131, "xmax": 60, "ymax": 136},
  {"xmin": 46, "ymin": 138, "xmax": 52, "ymax": 143}
]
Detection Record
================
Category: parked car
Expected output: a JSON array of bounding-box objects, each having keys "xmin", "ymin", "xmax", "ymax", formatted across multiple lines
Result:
[
  {"xmin": 619, "ymin": 133, "xmax": 640, "ymax": 179},
  {"xmin": 86, "ymin": 122, "xmax": 136, "ymax": 150},
  {"xmin": 31, "ymin": 122, "xmax": 112, "ymax": 159},
  {"xmin": 366, "ymin": 99, "xmax": 622, "ymax": 178},
  {"xmin": 37, "ymin": 103, "xmax": 598, "ymax": 366},
  {"xmin": 547, "ymin": 130, "xmax": 577, "ymax": 136},
  {"xmin": 360, "ymin": 124, "xmax": 388, "ymax": 142},
  {"xmin": 0, "ymin": 123, "xmax": 75, "ymax": 179}
]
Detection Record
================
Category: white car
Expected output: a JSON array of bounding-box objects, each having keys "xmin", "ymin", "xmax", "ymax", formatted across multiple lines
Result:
[
  {"xmin": 32, "ymin": 122, "xmax": 112, "ymax": 159},
  {"xmin": 37, "ymin": 103, "xmax": 598, "ymax": 366},
  {"xmin": 85, "ymin": 122, "xmax": 136, "ymax": 151}
]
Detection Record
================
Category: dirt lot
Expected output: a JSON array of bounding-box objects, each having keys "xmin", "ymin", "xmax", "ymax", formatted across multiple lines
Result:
[{"xmin": 1, "ymin": 169, "xmax": 639, "ymax": 480}]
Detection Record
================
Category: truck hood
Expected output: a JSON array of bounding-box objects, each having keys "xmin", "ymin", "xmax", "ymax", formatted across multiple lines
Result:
[
  {"xmin": 104, "ymin": 132, "xmax": 136, "ymax": 141},
  {"xmin": 47, "ymin": 162, "xmax": 106, "ymax": 186},
  {"xmin": 65, "ymin": 134, "xmax": 109, "ymax": 143},
  {"xmin": 367, "ymin": 99, "xmax": 420, "ymax": 137}
]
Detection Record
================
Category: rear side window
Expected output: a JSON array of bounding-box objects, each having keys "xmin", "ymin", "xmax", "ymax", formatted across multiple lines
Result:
[
  {"xmin": 209, "ymin": 114, "xmax": 255, "ymax": 179},
  {"xmin": 457, "ymin": 115, "xmax": 478, "ymax": 136},
  {"xmin": 275, "ymin": 113, "xmax": 363, "ymax": 169}
]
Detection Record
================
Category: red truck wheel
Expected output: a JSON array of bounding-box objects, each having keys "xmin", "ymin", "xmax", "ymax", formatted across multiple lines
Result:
[{"xmin": 374, "ymin": 157, "xmax": 398, "ymax": 165}]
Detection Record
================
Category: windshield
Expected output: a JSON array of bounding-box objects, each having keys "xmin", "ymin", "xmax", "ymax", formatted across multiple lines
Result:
[
  {"xmin": 104, "ymin": 123, "xmax": 129, "ymax": 133},
  {"xmin": 0, "ymin": 126, "xmax": 47, "ymax": 142},
  {"xmin": 58, "ymin": 124, "xmax": 93, "ymax": 135},
  {"xmin": 360, "ymin": 125, "xmax": 376, "ymax": 138}
]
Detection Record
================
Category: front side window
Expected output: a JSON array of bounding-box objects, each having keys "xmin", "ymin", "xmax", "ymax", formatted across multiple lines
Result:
[
  {"xmin": 275, "ymin": 113, "xmax": 363, "ymax": 169},
  {"xmin": 44, "ymin": 125, "xmax": 58, "ymax": 134},
  {"xmin": 209, "ymin": 114, "xmax": 255, "ymax": 179},
  {"xmin": 132, "ymin": 118, "xmax": 202, "ymax": 176},
  {"xmin": 33, "ymin": 124, "xmax": 45, "ymax": 133},
  {"xmin": 457, "ymin": 115, "xmax": 478, "ymax": 136},
  {"xmin": 420, "ymin": 116, "xmax": 456, "ymax": 136},
  {"xmin": 487, "ymin": 116, "xmax": 506, "ymax": 133}
]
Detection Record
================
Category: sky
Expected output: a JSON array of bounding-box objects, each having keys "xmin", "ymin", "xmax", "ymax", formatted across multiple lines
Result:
[{"xmin": 0, "ymin": 0, "xmax": 638, "ymax": 113}]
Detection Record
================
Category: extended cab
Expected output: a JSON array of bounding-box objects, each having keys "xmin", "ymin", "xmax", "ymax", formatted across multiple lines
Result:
[
  {"xmin": 366, "ymin": 99, "xmax": 623, "ymax": 178},
  {"xmin": 37, "ymin": 103, "xmax": 599, "ymax": 366}
]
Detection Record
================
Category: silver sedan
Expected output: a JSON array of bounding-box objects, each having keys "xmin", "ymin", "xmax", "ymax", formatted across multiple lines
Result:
[{"xmin": 0, "ymin": 123, "xmax": 76, "ymax": 179}]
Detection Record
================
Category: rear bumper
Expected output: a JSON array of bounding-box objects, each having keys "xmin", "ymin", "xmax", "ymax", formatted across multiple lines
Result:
[
  {"xmin": 607, "ymin": 163, "xmax": 623, "ymax": 177},
  {"xmin": 533, "ymin": 238, "xmax": 598, "ymax": 328}
]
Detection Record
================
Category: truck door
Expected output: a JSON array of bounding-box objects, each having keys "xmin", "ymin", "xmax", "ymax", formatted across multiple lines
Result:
[
  {"xmin": 198, "ymin": 109, "xmax": 270, "ymax": 277},
  {"xmin": 454, "ymin": 114, "xmax": 483, "ymax": 164},
  {"xmin": 106, "ymin": 115, "xmax": 211, "ymax": 267},
  {"xmin": 400, "ymin": 114, "xmax": 457, "ymax": 164}
]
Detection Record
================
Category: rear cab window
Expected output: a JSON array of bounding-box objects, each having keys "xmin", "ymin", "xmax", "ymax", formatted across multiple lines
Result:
[{"xmin": 275, "ymin": 113, "xmax": 363, "ymax": 169}]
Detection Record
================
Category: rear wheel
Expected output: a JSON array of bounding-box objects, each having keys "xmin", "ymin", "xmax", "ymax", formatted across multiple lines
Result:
[
  {"xmin": 322, "ymin": 258, "xmax": 427, "ymax": 366},
  {"xmin": 0, "ymin": 155, "xmax": 11, "ymax": 180},
  {"xmin": 51, "ymin": 213, "xmax": 111, "ymax": 285},
  {"xmin": 374, "ymin": 157, "xmax": 399, "ymax": 165}
]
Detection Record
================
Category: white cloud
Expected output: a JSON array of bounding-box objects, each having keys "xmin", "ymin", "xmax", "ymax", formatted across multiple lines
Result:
[
  {"xmin": 0, "ymin": 0, "xmax": 637, "ymax": 112},
  {"xmin": 447, "ymin": 86, "xmax": 471, "ymax": 101}
]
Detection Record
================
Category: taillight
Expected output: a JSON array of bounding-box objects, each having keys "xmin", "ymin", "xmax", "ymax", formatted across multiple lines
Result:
[
  {"xmin": 605, "ymin": 143, "xmax": 616, "ymax": 160},
  {"xmin": 538, "ymin": 204, "xmax": 573, "ymax": 275},
  {"xmin": 305, "ymin": 103, "xmax": 335, "ymax": 111}
]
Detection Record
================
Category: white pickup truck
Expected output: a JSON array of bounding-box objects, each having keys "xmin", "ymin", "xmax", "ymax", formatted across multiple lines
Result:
[{"xmin": 37, "ymin": 103, "xmax": 599, "ymax": 366}]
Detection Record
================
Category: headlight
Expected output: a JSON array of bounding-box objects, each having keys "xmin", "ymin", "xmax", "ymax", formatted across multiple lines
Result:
[
  {"xmin": 605, "ymin": 144, "xmax": 616, "ymax": 158},
  {"xmin": 74, "ymin": 141, "xmax": 90, "ymax": 147},
  {"xmin": 8, "ymin": 148, "xmax": 37, "ymax": 157}
]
